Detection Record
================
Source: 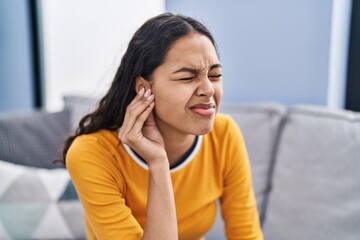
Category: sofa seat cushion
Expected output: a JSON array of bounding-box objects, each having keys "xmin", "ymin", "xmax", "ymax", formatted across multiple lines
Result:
[
  {"xmin": 219, "ymin": 103, "xmax": 286, "ymax": 219},
  {"xmin": 207, "ymin": 103, "xmax": 286, "ymax": 239},
  {"xmin": 0, "ymin": 159, "xmax": 85, "ymax": 239},
  {"xmin": 220, "ymin": 103, "xmax": 286, "ymax": 215},
  {"xmin": 263, "ymin": 106, "xmax": 360, "ymax": 240},
  {"xmin": 0, "ymin": 109, "xmax": 71, "ymax": 168}
]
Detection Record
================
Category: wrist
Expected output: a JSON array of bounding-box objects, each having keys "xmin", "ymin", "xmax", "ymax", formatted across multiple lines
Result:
[{"xmin": 148, "ymin": 157, "xmax": 169, "ymax": 171}]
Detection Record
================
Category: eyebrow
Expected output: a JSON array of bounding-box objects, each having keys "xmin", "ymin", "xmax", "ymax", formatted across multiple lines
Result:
[{"xmin": 172, "ymin": 63, "xmax": 222, "ymax": 74}]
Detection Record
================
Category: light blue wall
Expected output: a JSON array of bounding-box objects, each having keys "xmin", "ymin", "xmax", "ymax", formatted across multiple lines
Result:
[
  {"xmin": 166, "ymin": 0, "xmax": 333, "ymax": 105},
  {"xmin": 0, "ymin": 0, "xmax": 34, "ymax": 112}
]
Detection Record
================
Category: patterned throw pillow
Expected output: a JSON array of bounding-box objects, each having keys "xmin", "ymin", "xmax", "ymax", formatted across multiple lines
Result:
[
  {"xmin": 0, "ymin": 160, "xmax": 85, "ymax": 239},
  {"xmin": 0, "ymin": 109, "xmax": 71, "ymax": 169}
]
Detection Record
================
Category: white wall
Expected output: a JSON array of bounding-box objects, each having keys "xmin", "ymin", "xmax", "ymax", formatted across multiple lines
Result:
[{"xmin": 41, "ymin": 0, "xmax": 165, "ymax": 111}]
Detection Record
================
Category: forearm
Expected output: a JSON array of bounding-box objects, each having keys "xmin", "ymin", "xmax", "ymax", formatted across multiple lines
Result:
[{"xmin": 142, "ymin": 160, "xmax": 178, "ymax": 240}]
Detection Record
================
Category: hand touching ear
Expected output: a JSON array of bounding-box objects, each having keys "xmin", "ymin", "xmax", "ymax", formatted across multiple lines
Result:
[
  {"xmin": 118, "ymin": 87, "xmax": 167, "ymax": 166},
  {"xmin": 119, "ymin": 86, "xmax": 178, "ymax": 239}
]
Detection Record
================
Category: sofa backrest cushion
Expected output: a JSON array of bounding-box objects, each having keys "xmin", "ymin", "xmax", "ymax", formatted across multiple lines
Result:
[
  {"xmin": 0, "ymin": 159, "xmax": 85, "ymax": 239},
  {"xmin": 63, "ymin": 95, "xmax": 98, "ymax": 131},
  {"xmin": 219, "ymin": 103, "xmax": 286, "ymax": 219},
  {"xmin": 263, "ymin": 106, "xmax": 360, "ymax": 240},
  {"xmin": 0, "ymin": 109, "xmax": 71, "ymax": 169}
]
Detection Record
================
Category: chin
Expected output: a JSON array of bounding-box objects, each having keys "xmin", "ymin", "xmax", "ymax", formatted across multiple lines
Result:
[
  {"xmin": 197, "ymin": 128, "xmax": 212, "ymax": 135},
  {"xmin": 191, "ymin": 122, "xmax": 214, "ymax": 135}
]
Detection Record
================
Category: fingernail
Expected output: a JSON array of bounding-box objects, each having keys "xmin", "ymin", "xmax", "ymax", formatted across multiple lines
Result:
[
  {"xmin": 146, "ymin": 94, "xmax": 154, "ymax": 101},
  {"xmin": 138, "ymin": 87, "xmax": 145, "ymax": 95},
  {"xmin": 144, "ymin": 89, "xmax": 151, "ymax": 98}
]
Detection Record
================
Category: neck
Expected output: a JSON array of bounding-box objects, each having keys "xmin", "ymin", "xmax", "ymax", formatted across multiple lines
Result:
[{"xmin": 157, "ymin": 124, "xmax": 196, "ymax": 167}]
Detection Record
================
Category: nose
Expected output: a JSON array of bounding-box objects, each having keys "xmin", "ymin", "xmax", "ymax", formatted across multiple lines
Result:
[{"xmin": 196, "ymin": 77, "xmax": 215, "ymax": 97}]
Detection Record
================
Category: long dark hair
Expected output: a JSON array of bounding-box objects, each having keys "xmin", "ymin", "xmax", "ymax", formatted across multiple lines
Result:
[{"xmin": 62, "ymin": 13, "xmax": 218, "ymax": 165}]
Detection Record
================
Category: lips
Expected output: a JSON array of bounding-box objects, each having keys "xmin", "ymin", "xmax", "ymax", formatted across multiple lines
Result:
[{"xmin": 190, "ymin": 103, "xmax": 216, "ymax": 117}]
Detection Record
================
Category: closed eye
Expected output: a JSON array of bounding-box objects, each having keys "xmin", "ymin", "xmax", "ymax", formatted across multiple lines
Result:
[
  {"xmin": 209, "ymin": 74, "xmax": 222, "ymax": 79},
  {"xmin": 179, "ymin": 76, "xmax": 195, "ymax": 81}
]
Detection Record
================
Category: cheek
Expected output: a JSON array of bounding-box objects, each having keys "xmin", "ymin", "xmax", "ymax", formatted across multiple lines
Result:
[
  {"xmin": 153, "ymin": 87, "xmax": 172, "ymax": 104},
  {"xmin": 152, "ymin": 88, "xmax": 176, "ymax": 115},
  {"xmin": 152, "ymin": 86, "xmax": 191, "ymax": 115},
  {"xmin": 214, "ymin": 82, "xmax": 223, "ymax": 102}
]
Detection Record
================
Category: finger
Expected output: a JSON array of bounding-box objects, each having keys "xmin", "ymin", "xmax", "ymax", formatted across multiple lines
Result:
[
  {"xmin": 129, "ymin": 94, "xmax": 155, "ymax": 132},
  {"xmin": 127, "ymin": 89, "xmax": 152, "ymax": 111},
  {"xmin": 121, "ymin": 93, "xmax": 154, "ymax": 134},
  {"xmin": 127, "ymin": 88, "xmax": 150, "ymax": 108},
  {"xmin": 125, "ymin": 90, "xmax": 153, "ymax": 125},
  {"xmin": 131, "ymin": 98, "xmax": 155, "ymax": 133},
  {"xmin": 122, "ymin": 88, "xmax": 149, "ymax": 128},
  {"xmin": 119, "ymin": 95, "xmax": 154, "ymax": 144}
]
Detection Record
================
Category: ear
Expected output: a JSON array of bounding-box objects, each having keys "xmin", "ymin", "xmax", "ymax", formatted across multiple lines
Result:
[{"xmin": 135, "ymin": 76, "xmax": 151, "ymax": 94}]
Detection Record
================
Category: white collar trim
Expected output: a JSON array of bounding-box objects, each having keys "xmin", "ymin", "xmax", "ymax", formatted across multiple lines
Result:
[{"xmin": 122, "ymin": 135, "xmax": 203, "ymax": 173}]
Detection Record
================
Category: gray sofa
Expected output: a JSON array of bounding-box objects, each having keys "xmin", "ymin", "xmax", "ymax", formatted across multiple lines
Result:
[{"xmin": 0, "ymin": 96, "xmax": 359, "ymax": 240}]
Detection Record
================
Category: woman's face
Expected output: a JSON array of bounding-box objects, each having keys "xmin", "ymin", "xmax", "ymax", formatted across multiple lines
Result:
[{"xmin": 150, "ymin": 32, "xmax": 223, "ymax": 136}]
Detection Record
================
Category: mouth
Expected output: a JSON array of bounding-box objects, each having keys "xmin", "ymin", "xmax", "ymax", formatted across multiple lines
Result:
[{"xmin": 189, "ymin": 103, "xmax": 216, "ymax": 117}]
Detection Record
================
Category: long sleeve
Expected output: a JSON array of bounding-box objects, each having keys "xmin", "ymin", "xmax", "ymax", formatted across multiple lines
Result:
[
  {"xmin": 66, "ymin": 135, "xmax": 143, "ymax": 240},
  {"xmin": 220, "ymin": 117, "xmax": 263, "ymax": 240}
]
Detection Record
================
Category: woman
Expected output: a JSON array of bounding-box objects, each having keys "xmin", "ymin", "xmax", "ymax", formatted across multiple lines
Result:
[{"xmin": 64, "ymin": 13, "xmax": 263, "ymax": 240}]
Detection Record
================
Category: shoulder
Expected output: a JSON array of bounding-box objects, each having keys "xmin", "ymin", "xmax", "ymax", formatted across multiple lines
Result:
[
  {"xmin": 213, "ymin": 113, "xmax": 238, "ymax": 129},
  {"xmin": 69, "ymin": 130, "xmax": 118, "ymax": 153},
  {"xmin": 77, "ymin": 129, "xmax": 118, "ymax": 143},
  {"xmin": 211, "ymin": 113, "xmax": 241, "ymax": 138},
  {"xmin": 66, "ymin": 130, "xmax": 119, "ymax": 174},
  {"xmin": 206, "ymin": 113, "xmax": 245, "ymax": 150},
  {"xmin": 66, "ymin": 130, "xmax": 128, "ymax": 208}
]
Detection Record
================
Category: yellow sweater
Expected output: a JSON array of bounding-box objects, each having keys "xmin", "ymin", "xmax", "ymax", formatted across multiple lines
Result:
[{"xmin": 67, "ymin": 114, "xmax": 263, "ymax": 240}]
